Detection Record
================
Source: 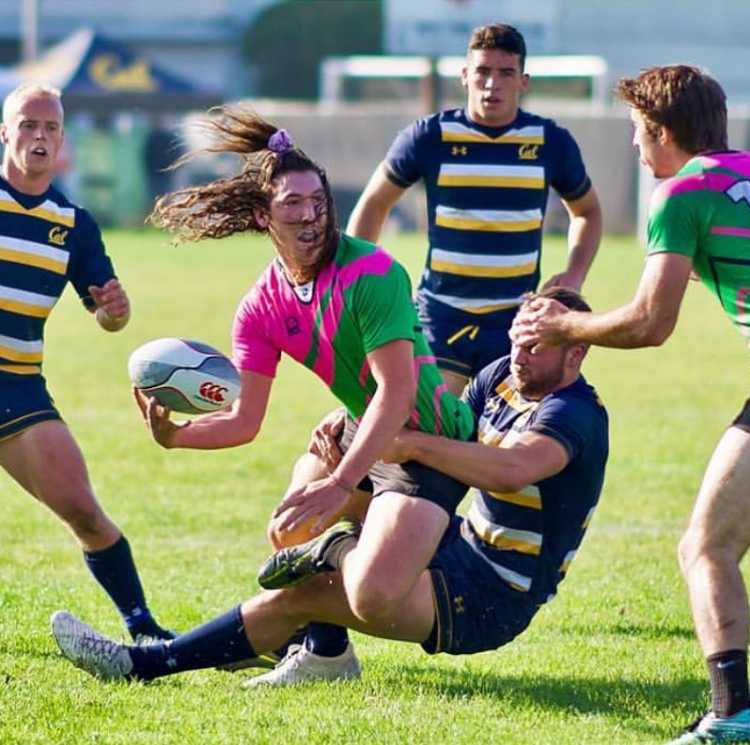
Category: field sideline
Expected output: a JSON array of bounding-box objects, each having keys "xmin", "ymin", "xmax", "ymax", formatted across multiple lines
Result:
[{"xmin": 1, "ymin": 229, "xmax": 747, "ymax": 744}]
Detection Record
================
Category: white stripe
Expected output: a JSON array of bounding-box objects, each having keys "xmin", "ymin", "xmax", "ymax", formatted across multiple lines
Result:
[
  {"xmin": 0, "ymin": 333, "xmax": 43, "ymax": 352},
  {"xmin": 563, "ymin": 549, "xmax": 577, "ymax": 565},
  {"xmin": 0, "ymin": 189, "xmax": 75, "ymax": 222},
  {"xmin": 0, "ymin": 284, "xmax": 57, "ymax": 309},
  {"xmin": 468, "ymin": 502, "xmax": 543, "ymax": 547},
  {"xmin": 421, "ymin": 287, "xmax": 525, "ymax": 310},
  {"xmin": 439, "ymin": 163, "xmax": 544, "ymax": 179},
  {"xmin": 440, "ymin": 122, "xmax": 544, "ymax": 139},
  {"xmin": 436, "ymin": 205, "xmax": 543, "ymax": 223},
  {"xmin": 432, "ymin": 247, "xmax": 538, "ymax": 269},
  {"xmin": 0, "ymin": 234, "xmax": 69, "ymax": 265}
]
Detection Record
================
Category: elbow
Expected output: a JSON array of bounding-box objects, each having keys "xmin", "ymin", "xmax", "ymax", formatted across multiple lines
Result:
[
  {"xmin": 640, "ymin": 317, "xmax": 677, "ymax": 347},
  {"xmin": 491, "ymin": 470, "xmax": 529, "ymax": 494}
]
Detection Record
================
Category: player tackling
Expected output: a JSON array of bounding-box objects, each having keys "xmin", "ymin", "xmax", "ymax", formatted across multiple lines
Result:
[{"xmin": 512, "ymin": 65, "xmax": 750, "ymax": 745}]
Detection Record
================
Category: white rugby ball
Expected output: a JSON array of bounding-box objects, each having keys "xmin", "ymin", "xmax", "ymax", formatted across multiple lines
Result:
[{"xmin": 128, "ymin": 338, "xmax": 241, "ymax": 415}]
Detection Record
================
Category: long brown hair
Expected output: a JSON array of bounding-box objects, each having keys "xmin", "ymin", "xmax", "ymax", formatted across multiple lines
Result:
[{"xmin": 148, "ymin": 104, "xmax": 340, "ymax": 259}]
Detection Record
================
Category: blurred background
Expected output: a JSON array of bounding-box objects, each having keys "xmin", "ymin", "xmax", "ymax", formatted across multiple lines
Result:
[{"xmin": 0, "ymin": 0, "xmax": 748, "ymax": 234}]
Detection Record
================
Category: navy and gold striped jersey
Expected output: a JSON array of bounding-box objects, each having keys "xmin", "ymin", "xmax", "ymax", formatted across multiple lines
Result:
[
  {"xmin": 0, "ymin": 175, "xmax": 114, "ymax": 376},
  {"xmin": 462, "ymin": 356, "xmax": 608, "ymax": 604},
  {"xmin": 385, "ymin": 108, "xmax": 591, "ymax": 323}
]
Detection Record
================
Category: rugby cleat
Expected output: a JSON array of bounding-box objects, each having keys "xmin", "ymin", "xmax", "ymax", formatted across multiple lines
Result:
[
  {"xmin": 668, "ymin": 708, "xmax": 750, "ymax": 743},
  {"xmin": 51, "ymin": 610, "xmax": 134, "ymax": 681},
  {"xmin": 241, "ymin": 642, "xmax": 361, "ymax": 688},
  {"xmin": 257, "ymin": 518, "xmax": 361, "ymax": 590}
]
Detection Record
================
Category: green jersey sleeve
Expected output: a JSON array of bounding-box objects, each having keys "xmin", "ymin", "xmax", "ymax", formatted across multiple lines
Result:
[
  {"xmin": 352, "ymin": 260, "xmax": 418, "ymax": 354},
  {"xmin": 647, "ymin": 177, "xmax": 706, "ymax": 259}
]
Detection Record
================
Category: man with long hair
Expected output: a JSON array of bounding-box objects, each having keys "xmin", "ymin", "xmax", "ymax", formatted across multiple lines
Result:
[{"xmin": 513, "ymin": 66, "xmax": 750, "ymax": 744}]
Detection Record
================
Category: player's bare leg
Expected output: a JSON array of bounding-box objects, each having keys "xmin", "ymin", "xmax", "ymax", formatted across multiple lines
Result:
[
  {"xmin": 267, "ymin": 452, "xmax": 371, "ymax": 550},
  {"xmin": 340, "ymin": 492, "xmax": 449, "ymax": 623},
  {"xmin": 673, "ymin": 425, "xmax": 750, "ymax": 741},
  {"xmin": 0, "ymin": 420, "xmax": 118, "ymax": 550},
  {"xmin": 2, "ymin": 420, "xmax": 173, "ymax": 640}
]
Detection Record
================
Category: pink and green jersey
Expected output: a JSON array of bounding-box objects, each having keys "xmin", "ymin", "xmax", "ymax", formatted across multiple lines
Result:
[
  {"xmin": 232, "ymin": 234, "xmax": 475, "ymax": 439},
  {"xmin": 648, "ymin": 151, "xmax": 750, "ymax": 340}
]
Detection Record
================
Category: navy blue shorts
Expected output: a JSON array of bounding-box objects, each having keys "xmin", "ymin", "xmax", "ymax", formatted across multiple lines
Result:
[
  {"xmin": 417, "ymin": 305, "xmax": 516, "ymax": 380},
  {"xmin": 339, "ymin": 417, "xmax": 468, "ymax": 516},
  {"xmin": 422, "ymin": 517, "xmax": 539, "ymax": 655},
  {"xmin": 0, "ymin": 373, "xmax": 61, "ymax": 443}
]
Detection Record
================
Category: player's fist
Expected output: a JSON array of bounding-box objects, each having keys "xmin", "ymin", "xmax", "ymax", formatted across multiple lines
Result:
[{"xmin": 89, "ymin": 279, "xmax": 130, "ymax": 330}]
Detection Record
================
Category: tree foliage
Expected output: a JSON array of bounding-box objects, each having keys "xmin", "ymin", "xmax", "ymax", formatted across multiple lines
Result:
[{"xmin": 243, "ymin": 0, "xmax": 383, "ymax": 100}]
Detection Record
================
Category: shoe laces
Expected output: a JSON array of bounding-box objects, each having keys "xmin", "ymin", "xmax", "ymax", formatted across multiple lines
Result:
[{"xmin": 79, "ymin": 629, "xmax": 127, "ymax": 663}]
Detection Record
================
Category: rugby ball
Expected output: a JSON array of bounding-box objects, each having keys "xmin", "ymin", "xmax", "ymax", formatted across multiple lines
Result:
[{"xmin": 128, "ymin": 338, "xmax": 241, "ymax": 415}]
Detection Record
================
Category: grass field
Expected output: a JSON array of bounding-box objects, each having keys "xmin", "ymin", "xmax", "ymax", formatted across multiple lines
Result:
[{"xmin": 1, "ymin": 229, "xmax": 747, "ymax": 744}]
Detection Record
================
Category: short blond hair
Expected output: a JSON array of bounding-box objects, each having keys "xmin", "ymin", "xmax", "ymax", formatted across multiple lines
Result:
[{"xmin": 2, "ymin": 82, "xmax": 63, "ymax": 124}]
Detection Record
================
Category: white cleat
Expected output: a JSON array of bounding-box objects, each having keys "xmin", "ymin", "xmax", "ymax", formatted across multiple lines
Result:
[
  {"xmin": 51, "ymin": 610, "xmax": 134, "ymax": 681},
  {"xmin": 241, "ymin": 642, "xmax": 361, "ymax": 688}
]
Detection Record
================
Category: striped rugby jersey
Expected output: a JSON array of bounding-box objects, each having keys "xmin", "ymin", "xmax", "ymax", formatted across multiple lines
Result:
[
  {"xmin": 386, "ymin": 108, "xmax": 591, "ymax": 323},
  {"xmin": 462, "ymin": 356, "xmax": 608, "ymax": 603},
  {"xmin": 647, "ymin": 151, "xmax": 750, "ymax": 342},
  {"xmin": 0, "ymin": 175, "xmax": 114, "ymax": 376},
  {"xmin": 232, "ymin": 234, "xmax": 475, "ymax": 440}
]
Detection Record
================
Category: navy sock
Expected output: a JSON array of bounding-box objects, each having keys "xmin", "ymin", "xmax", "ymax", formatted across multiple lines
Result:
[
  {"xmin": 83, "ymin": 535, "xmax": 156, "ymax": 635},
  {"xmin": 304, "ymin": 623, "xmax": 348, "ymax": 657},
  {"xmin": 130, "ymin": 605, "xmax": 255, "ymax": 681}
]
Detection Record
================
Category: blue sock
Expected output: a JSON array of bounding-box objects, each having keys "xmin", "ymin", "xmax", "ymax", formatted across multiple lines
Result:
[
  {"xmin": 84, "ymin": 535, "xmax": 159, "ymax": 637},
  {"xmin": 130, "ymin": 605, "xmax": 255, "ymax": 681},
  {"xmin": 304, "ymin": 623, "xmax": 348, "ymax": 657}
]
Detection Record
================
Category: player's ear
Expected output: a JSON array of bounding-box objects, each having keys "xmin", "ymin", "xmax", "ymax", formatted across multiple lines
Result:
[
  {"xmin": 0, "ymin": 123, "xmax": 7, "ymax": 145},
  {"xmin": 658, "ymin": 126, "xmax": 675, "ymax": 146},
  {"xmin": 254, "ymin": 208, "xmax": 270, "ymax": 229},
  {"xmin": 460, "ymin": 65, "xmax": 469, "ymax": 89}
]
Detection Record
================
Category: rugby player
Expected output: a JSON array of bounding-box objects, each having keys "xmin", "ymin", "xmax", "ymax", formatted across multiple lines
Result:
[
  {"xmin": 347, "ymin": 23, "xmax": 602, "ymax": 394},
  {"xmin": 512, "ymin": 66, "xmax": 750, "ymax": 744},
  {"xmin": 51, "ymin": 288, "xmax": 609, "ymax": 688},
  {"xmin": 0, "ymin": 83, "xmax": 172, "ymax": 641}
]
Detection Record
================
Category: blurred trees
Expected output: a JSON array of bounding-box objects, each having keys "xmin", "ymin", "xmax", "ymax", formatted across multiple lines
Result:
[{"xmin": 243, "ymin": 0, "xmax": 382, "ymax": 100}]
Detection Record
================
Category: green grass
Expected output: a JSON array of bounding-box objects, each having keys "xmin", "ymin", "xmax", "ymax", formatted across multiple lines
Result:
[{"xmin": 1, "ymin": 229, "xmax": 746, "ymax": 744}]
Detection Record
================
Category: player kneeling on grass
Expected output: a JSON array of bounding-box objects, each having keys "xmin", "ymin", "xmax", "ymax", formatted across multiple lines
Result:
[{"xmin": 50, "ymin": 288, "xmax": 610, "ymax": 687}]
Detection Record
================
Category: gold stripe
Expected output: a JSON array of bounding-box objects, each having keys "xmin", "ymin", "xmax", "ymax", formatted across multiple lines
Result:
[
  {"xmin": 0, "ymin": 363, "xmax": 41, "ymax": 374},
  {"xmin": 0, "ymin": 408, "xmax": 58, "ymax": 441},
  {"xmin": 437, "ymin": 175, "xmax": 544, "ymax": 189},
  {"xmin": 441, "ymin": 131, "xmax": 544, "ymax": 145},
  {"xmin": 0, "ymin": 298, "xmax": 51, "ymax": 318},
  {"xmin": 0, "ymin": 246, "xmax": 67, "ymax": 274},
  {"xmin": 472, "ymin": 524, "xmax": 541, "ymax": 555},
  {"xmin": 0, "ymin": 199, "xmax": 75, "ymax": 227},
  {"xmin": 0, "ymin": 344, "xmax": 43, "ymax": 363},
  {"xmin": 487, "ymin": 489, "xmax": 542, "ymax": 510},
  {"xmin": 431, "ymin": 259, "xmax": 536, "ymax": 278},
  {"xmin": 436, "ymin": 215, "xmax": 542, "ymax": 232},
  {"xmin": 446, "ymin": 324, "xmax": 479, "ymax": 345},
  {"xmin": 459, "ymin": 301, "xmax": 521, "ymax": 315}
]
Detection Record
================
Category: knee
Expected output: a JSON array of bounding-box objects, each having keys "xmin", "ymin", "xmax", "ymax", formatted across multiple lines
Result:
[
  {"xmin": 678, "ymin": 527, "xmax": 702, "ymax": 573},
  {"xmin": 345, "ymin": 570, "xmax": 403, "ymax": 623}
]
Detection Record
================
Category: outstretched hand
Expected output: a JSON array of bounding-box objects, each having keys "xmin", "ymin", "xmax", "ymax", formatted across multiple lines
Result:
[
  {"xmin": 132, "ymin": 387, "xmax": 186, "ymax": 448},
  {"xmin": 272, "ymin": 475, "xmax": 351, "ymax": 534}
]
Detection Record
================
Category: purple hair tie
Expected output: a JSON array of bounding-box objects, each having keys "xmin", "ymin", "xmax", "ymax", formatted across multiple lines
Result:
[{"xmin": 267, "ymin": 128, "xmax": 293, "ymax": 153}]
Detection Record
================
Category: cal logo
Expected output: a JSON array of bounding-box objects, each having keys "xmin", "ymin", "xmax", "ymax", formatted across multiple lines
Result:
[
  {"xmin": 48, "ymin": 226, "xmax": 68, "ymax": 246},
  {"xmin": 518, "ymin": 144, "xmax": 539, "ymax": 160},
  {"xmin": 451, "ymin": 145, "xmax": 468, "ymax": 156}
]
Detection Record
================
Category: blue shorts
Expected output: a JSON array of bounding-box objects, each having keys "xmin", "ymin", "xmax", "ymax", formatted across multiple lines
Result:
[
  {"xmin": 422, "ymin": 517, "xmax": 539, "ymax": 655},
  {"xmin": 416, "ymin": 302, "xmax": 517, "ymax": 380},
  {"xmin": 0, "ymin": 373, "xmax": 61, "ymax": 443}
]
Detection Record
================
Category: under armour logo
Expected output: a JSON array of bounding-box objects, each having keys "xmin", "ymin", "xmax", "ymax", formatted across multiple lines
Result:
[
  {"xmin": 726, "ymin": 180, "xmax": 750, "ymax": 206},
  {"xmin": 451, "ymin": 145, "xmax": 468, "ymax": 156},
  {"xmin": 454, "ymin": 595, "xmax": 465, "ymax": 614},
  {"xmin": 198, "ymin": 382, "xmax": 228, "ymax": 403}
]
